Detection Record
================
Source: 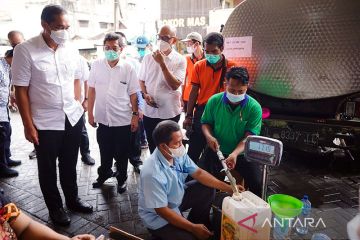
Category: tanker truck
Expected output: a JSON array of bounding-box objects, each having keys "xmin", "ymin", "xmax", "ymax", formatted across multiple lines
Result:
[{"xmin": 221, "ymin": 0, "xmax": 360, "ymax": 160}]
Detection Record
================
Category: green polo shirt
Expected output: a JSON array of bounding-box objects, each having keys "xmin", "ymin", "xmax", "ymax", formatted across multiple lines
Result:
[{"xmin": 201, "ymin": 92, "xmax": 262, "ymax": 155}]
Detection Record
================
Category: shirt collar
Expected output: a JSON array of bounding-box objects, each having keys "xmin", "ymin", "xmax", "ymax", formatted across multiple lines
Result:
[
  {"xmin": 222, "ymin": 92, "xmax": 249, "ymax": 107},
  {"xmin": 155, "ymin": 148, "xmax": 173, "ymax": 169},
  {"xmin": 37, "ymin": 33, "xmax": 64, "ymax": 51},
  {"xmin": 104, "ymin": 58, "xmax": 122, "ymax": 69},
  {"xmin": 165, "ymin": 49, "xmax": 175, "ymax": 60}
]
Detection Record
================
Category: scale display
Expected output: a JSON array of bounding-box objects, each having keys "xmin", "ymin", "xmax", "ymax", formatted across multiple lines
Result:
[
  {"xmin": 245, "ymin": 136, "xmax": 283, "ymax": 166},
  {"xmin": 249, "ymin": 141, "xmax": 275, "ymax": 155}
]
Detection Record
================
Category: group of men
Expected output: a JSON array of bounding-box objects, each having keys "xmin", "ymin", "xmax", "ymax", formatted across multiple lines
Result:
[{"xmin": 0, "ymin": 3, "xmax": 263, "ymax": 239}]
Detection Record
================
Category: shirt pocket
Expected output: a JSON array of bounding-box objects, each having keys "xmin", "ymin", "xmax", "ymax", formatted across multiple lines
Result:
[
  {"xmin": 33, "ymin": 60, "xmax": 59, "ymax": 86},
  {"xmin": 61, "ymin": 60, "xmax": 77, "ymax": 83},
  {"xmin": 108, "ymin": 78, "xmax": 128, "ymax": 97}
]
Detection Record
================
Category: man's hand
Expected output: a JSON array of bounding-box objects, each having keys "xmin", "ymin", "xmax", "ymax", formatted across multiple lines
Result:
[
  {"xmin": 225, "ymin": 153, "xmax": 237, "ymax": 170},
  {"xmin": 88, "ymin": 113, "xmax": 97, "ymax": 128},
  {"xmin": 24, "ymin": 124, "xmax": 39, "ymax": 145},
  {"xmin": 183, "ymin": 116, "xmax": 193, "ymax": 130},
  {"xmin": 82, "ymin": 99, "xmax": 88, "ymax": 112},
  {"xmin": 143, "ymin": 93, "xmax": 158, "ymax": 108},
  {"xmin": 191, "ymin": 224, "xmax": 213, "ymax": 240},
  {"xmin": 131, "ymin": 115, "xmax": 139, "ymax": 132},
  {"xmin": 139, "ymin": 110, "xmax": 144, "ymax": 120},
  {"xmin": 71, "ymin": 234, "xmax": 95, "ymax": 240},
  {"xmin": 206, "ymin": 136, "xmax": 219, "ymax": 152},
  {"xmin": 152, "ymin": 50, "xmax": 165, "ymax": 65}
]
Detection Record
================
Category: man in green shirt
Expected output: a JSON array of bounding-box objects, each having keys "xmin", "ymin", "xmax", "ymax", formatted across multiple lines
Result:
[{"xmin": 201, "ymin": 67, "xmax": 263, "ymax": 196}]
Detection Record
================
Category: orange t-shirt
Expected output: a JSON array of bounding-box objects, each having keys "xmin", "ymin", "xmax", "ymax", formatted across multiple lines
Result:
[
  {"xmin": 190, "ymin": 58, "xmax": 237, "ymax": 105},
  {"xmin": 183, "ymin": 55, "xmax": 204, "ymax": 102}
]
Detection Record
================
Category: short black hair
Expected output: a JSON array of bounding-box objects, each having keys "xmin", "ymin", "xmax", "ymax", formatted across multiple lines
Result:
[
  {"xmin": 5, "ymin": 49, "xmax": 13, "ymax": 58},
  {"xmin": 103, "ymin": 33, "xmax": 126, "ymax": 47},
  {"xmin": 7, "ymin": 31, "xmax": 23, "ymax": 40},
  {"xmin": 41, "ymin": 4, "xmax": 67, "ymax": 23},
  {"xmin": 225, "ymin": 67, "xmax": 249, "ymax": 84},
  {"xmin": 204, "ymin": 32, "xmax": 224, "ymax": 48},
  {"xmin": 152, "ymin": 120, "xmax": 181, "ymax": 146}
]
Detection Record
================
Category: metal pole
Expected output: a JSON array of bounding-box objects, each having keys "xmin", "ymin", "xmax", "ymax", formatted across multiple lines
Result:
[
  {"xmin": 261, "ymin": 165, "xmax": 268, "ymax": 200},
  {"xmin": 114, "ymin": 0, "xmax": 118, "ymax": 31}
]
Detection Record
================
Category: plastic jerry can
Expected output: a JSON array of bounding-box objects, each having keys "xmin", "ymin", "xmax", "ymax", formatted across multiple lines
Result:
[{"xmin": 221, "ymin": 191, "xmax": 272, "ymax": 240}]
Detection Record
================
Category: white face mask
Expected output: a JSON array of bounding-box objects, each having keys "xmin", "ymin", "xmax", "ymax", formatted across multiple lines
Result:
[
  {"xmin": 168, "ymin": 144, "xmax": 186, "ymax": 158},
  {"xmin": 187, "ymin": 45, "xmax": 195, "ymax": 54},
  {"xmin": 50, "ymin": 29, "xmax": 70, "ymax": 45},
  {"xmin": 226, "ymin": 91, "xmax": 246, "ymax": 103},
  {"xmin": 158, "ymin": 40, "xmax": 171, "ymax": 52}
]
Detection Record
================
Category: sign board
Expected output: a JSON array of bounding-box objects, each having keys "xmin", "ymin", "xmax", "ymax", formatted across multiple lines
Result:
[{"xmin": 223, "ymin": 36, "xmax": 253, "ymax": 58}]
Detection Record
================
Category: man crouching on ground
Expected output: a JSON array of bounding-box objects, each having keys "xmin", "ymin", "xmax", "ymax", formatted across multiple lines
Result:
[{"xmin": 138, "ymin": 120, "xmax": 244, "ymax": 240}]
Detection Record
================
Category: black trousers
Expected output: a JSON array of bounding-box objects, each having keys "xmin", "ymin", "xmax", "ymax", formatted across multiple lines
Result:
[
  {"xmin": 148, "ymin": 180, "xmax": 215, "ymax": 240},
  {"xmin": 96, "ymin": 124, "xmax": 131, "ymax": 184},
  {"xmin": 0, "ymin": 122, "xmax": 11, "ymax": 169},
  {"xmin": 187, "ymin": 105, "xmax": 206, "ymax": 164},
  {"xmin": 35, "ymin": 117, "xmax": 82, "ymax": 211},
  {"xmin": 143, "ymin": 115, "xmax": 181, "ymax": 153},
  {"xmin": 200, "ymin": 148, "xmax": 263, "ymax": 197},
  {"xmin": 80, "ymin": 114, "xmax": 90, "ymax": 157},
  {"xmin": 129, "ymin": 120, "xmax": 142, "ymax": 167}
]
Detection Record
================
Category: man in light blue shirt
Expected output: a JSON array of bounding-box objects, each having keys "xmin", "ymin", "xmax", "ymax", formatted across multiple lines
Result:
[{"xmin": 138, "ymin": 120, "xmax": 244, "ymax": 240}]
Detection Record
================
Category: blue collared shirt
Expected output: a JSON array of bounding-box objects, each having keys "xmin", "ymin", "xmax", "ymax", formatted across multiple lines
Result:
[
  {"xmin": 0, "ymin": 58, "xmax": 11, "ymax": 122},
  {"xmin": 138, "ymin": 148, "xmax": 199, "ymax": 230}
]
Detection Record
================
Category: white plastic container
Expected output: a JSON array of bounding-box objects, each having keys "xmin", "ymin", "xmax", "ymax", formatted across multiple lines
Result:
[{"xmin": 221, "ymin": 191, "xmax": 272, "ymax": 240}]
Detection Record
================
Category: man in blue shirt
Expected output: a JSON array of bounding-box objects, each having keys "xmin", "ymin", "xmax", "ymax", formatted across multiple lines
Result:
[{"xmin": 138, "ymin": 120, "xmax": 244, "ymax": 240}]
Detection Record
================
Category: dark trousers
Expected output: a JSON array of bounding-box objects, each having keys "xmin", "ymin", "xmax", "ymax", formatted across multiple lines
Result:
[
  {"xmin": 187, "ymin": 105, "xmax": 206, "ymax": 163},
  {"xmin": 80, "ymin": 114, "xmax": 90, "ymax": 157},
  {"xmin": 143, "ymin": 115, "xmax": 181, "ymax": 153},
  {"xmin": 129, "ymin": 120, "xmax": 142, "ymax": 167},
  {"xmin": 96, "ymin": 124, "xmax": 131, "ymax": 184},
  {"xmin": 149, "ymin": 180, "xmax": 215, "ymax": 240},
  {"xmin": 200, "ymin": 148, "xmax": 263, "ymax": 197},
  {"xmin": 0, "ymin": 122, "xmax": 11, "ymax": 168},
  {"xmin": 35, "ymin": 117, "xmax": 82, "ymax": 211},
  {"xmin": 139, "ymin": 119, "xmax": 147, "ymax": 145}
]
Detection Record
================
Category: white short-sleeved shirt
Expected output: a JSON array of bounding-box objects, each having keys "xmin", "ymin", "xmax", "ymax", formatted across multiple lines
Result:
[
  {"xmin": 88, "ymin": 58, "xmax": 140, "ymax": 127},
  {"xmin": 138, "ymin": 50, "xmax": 186, "ymax": 119},
  {"xmin": 11, "ymin": 34, "xmax": 83, "ymax": 130}
]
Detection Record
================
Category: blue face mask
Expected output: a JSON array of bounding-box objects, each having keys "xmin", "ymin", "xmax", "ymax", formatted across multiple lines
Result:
[
  {"xmin": 138, "ymin": 48, "xmax": 146, "ymax": 57},
  {"xmin": 226, "ymin": 91, "xmax": 246, "ymax": 103},
  {"xmin": 205, "ymin": 53, "xmax": 221, "ymax": 64},
  {"xmin": 104, "ymin": 50, "xmax": 119, "ymax": 61}
]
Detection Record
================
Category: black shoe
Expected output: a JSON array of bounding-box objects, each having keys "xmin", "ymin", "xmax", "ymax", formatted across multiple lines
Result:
[
  {"xmin": 67, "ymin": 198, "xmax": 93, "ymax": 213},
  {"xmin": 81, "ymin": 154, "xmax": 95, "ymax": 166},
  {"xmin": 117, "ymin": 182, "xmax": 127, "ymax": 194},
  {"xmin": 0, "ymin": 167, "xmax": 18, "ymax": 178},
  {"xmin": 29, "ymin": 149, "xmax": 36, "ymax": 159},
  {"xmin": 49, "ymin": 208, "xmax": 71, "ymax": 226},
  {"xmin": 7, "ymin": 159, "xmax": 21, "ymax": 167},
  {"xmin": 92, "ymin": 172, "xmax": 113, "ymax": 188}
]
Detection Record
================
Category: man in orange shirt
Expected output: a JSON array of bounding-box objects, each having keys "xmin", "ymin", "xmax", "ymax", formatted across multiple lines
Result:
[
  {"xmin": 181, "ymin": 32, "xmax": 204, "ymax": 112},
  {"xmin": 183, "ymin": 32, "xmax": 236, "ymax": 163}
]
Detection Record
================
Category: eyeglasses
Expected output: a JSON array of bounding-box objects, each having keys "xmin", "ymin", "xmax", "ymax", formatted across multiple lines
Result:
[
  {"xmin": 104, "ymin": 46, "xmax": 121, "ymax": 51},
  {"xmin": 156, "ymin": 34, "xmax": 174, "ymax": 43}
]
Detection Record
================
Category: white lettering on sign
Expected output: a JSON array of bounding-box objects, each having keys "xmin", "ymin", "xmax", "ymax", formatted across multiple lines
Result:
[
  {"xmin": 223, "ymin": 36, "xmax": 253, "ymax": 58},
  {"xmin": 158, "ymin": 16, "xmax": 207, "ymax": 28}
]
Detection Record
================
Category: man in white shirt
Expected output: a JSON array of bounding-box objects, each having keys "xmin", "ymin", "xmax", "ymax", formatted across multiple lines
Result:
[
  {"xmin": 139, "ymin": 25, "xmax": 186, "ymax": 153},
  {"xmin": 12, "ymin": 5, "xmax": 93, "ymax": 226},
  {"xmin": 88, "ymin": 33, "xmax": 140, "ymax": 194}
]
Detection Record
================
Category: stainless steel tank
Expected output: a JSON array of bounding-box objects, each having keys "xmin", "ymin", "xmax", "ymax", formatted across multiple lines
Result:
[{"xmin": 222, "ymin": 0, "xmax": 360, "ymax": 100}]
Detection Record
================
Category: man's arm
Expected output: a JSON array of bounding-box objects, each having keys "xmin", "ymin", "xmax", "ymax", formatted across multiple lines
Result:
[
  {"xmin": 191, "ymin": 168, "xmax": 235, "ymax": 193},
  {"xmin": 87, "ymin": 87, "xmax": 96, "ymax": 127},
  {"xmin": 201, "ymin": 124, "xmax": 219, "ymax": 152},
  {"xmin": 152, "ymin": 50, "xmax": 181, "ymax": 90},
  {"xmin": 82, "ymin": 81, "xmax": 88, "ymax": 112},
  {"xmin": 130, "ymin": 93, "xmax": 139, "ymax": 132},
  {"xmin": 74, "ymin": 79, "xmax": 81, "ymax": 101},
  {"xmin": 15, "ymin": 86, "xmax": 39, "ymax": 145},
  {"xmin": 140, "ymin": 80, "xmax": 157, "ymax": 108},
  {"xmin": 185, "ymin": 84, "xmax": 199, "ymax": 118}
]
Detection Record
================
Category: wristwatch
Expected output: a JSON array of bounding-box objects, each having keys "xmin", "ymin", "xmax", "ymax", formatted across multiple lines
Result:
[{"xmin": 132, "ymin": 111, "xmax": 139, "ymax": 116}]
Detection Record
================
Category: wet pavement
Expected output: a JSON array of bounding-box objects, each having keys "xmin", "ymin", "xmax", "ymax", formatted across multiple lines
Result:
[{"xmin": 0, "ymin": 112, "xmax": 359, "ymax": 239}]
